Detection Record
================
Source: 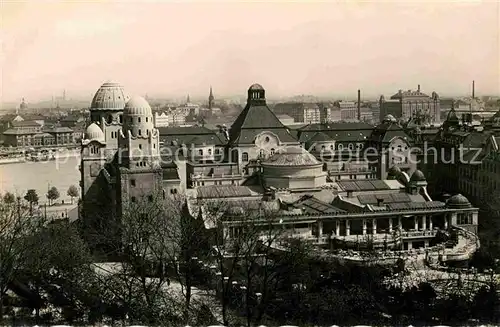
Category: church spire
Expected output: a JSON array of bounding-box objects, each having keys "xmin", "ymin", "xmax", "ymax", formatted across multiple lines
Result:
[
  {"xmin": 187, "ymin": 94, "xmax": 190, "ymax": 104},
  {"xmin": 208, "ymin": 86, "xmax": 214, "ymax": 110}
]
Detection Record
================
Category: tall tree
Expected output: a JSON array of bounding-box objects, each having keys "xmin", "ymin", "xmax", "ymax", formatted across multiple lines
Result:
[
  {"xmin": 67, "ymin": 185, "xmax": 79, "ymax": 204},
  {"xmin": 2, "ymin": 192, "xmax": 15, "ymax": 204},
  {"xmin": 47, "ymin": 186, "xmax": 60, "ymax": 206},
  {"xmin": 24, "ymin": 189, "xmax": 39, "ymax": 216}
]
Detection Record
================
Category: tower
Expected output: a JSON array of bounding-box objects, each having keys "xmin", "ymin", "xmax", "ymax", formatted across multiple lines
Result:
[
  {"xmin": 187, "ymin": 94, "xmax": 191, "ymax": 104},
  {"xmin": 117, "ymin": 96, "xmax": 162, "ymax": 210},
  {"xmin": 208, "ymin": 86, "xmax": 214, "ymax": 111}
]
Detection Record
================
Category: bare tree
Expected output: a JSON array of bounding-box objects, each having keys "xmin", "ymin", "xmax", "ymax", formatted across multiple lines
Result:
[
  {"xmin": 0, "ymin": 196, "xmax": 46, "ymax": 323},
  {"xmin": 202, "ymin": 199, "xmax": 287, "ymax": 326}
]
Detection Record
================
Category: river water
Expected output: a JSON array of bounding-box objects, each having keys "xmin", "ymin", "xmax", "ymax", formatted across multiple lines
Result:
[
  {"xmin": 0, "ymin": 155, "xmax": 81, "ymax": 202},
  {"xmin": 0, "ymin": 155, "xmax": 187, "ymax": 202}
]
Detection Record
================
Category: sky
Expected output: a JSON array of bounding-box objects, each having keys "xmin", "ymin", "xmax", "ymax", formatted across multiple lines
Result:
[{"xmin": 1, "ymin": 0, "xmax": 499, "ymax": 103}]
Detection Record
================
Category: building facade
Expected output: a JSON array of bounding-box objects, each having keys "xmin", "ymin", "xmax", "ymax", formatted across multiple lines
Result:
[{"xmin": 380, "ymin": 85, "xmax": 440, "ymax": 124}]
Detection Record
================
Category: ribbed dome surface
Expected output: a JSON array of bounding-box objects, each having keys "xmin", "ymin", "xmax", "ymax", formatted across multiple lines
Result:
[
  {"xmin": 123, "ymin": 96, "xmax": 152, "ymax": 116},
  {"xmin": 91, "ymin": 81, "xmax": 128, "ymax": 110},
  {"xmin": 263, "ymin": 146, "xmax": 320, "ymax": 166},
  {"xmin": 447, "ymin": 194, "xmax": 471, "ymax": 209},
  {"xmin": 249, "ymin": 83, "xmax": 264, "ymax": 91},
  {"xmin": 410, "ymin": 169, "xmax": 426, "ymax": 182},
  {"xmin": 122, "ymin": 96, "xmax": 154, "ymax": 138},
  {"xmin": 85, "ymin": 123, "xmax": 105, "ymax": 142}
]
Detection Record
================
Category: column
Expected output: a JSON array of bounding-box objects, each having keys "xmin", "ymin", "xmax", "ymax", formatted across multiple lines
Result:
[
  {"xmin": 346, "ymin": 220, "xmax": 350, "ymax": 236},
  {"xmin": 429, "ymin": 216, "xmax": 433, "ymax": 230},
  {"xmin": 407, "ymin": 241, "xmax": 413, "ymax": 250},
  {"xmin": 335, "ymin": 220, "xmax": 340, "ymax": 236},
  {"xmin": 422, "ymin": 216, "xmax": 427, "ymax": 231},
  {"xmin": 414, "ymin": 216, "xmax": 418, "ymax": 230},
  {"xmin": 389, "ymin": 218, "xmax": 393, "ymax": 233},
  {"xmin": 444, "ymin": 215, "xmax": 449, "ymax": 229},
  {"xmin": 318, "ymin": 220, "xmax": 323, "ymax": 241},
  {"xmin": 398, "ymin": 216, "xmax": 402, "ymax": 230},
  {"xmin": 362, "ymin": 219, "xmax": 367, "ymax": 235},
  {"xmin": 451, "ymin": 213, "xmax": 457, "ymax": 226},
  {"xmin": 372, "ymin": 219, "xmax": 377, "ymax": 235}
]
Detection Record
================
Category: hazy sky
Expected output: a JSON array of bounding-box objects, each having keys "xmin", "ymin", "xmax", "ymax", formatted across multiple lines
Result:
[{"xmin": 1, "ymin": 1, "xmax": 499, "ymax": 103}]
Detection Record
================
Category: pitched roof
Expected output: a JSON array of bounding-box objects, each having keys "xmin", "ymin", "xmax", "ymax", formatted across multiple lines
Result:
[
  {"xmin": 0, "ymin": 114, "xmax": 22, "ymax": 122},
  {"xmin": 11, "ymin": 120, "xmax": 41, "ymax": 127},
  {"xmin": 292, "ymin": 195, "xmax": 345, "ymax": 214},
  {"xmin": 159, "ymin": 126, "xmax": 225, "ymax": 146},
  {"xmin": 229, "ymin": 102, "xmax": 297, "ymax": 144},
  {"xmin": 297, "ymin": 122, "xmax": 374, "ymax": 143}
]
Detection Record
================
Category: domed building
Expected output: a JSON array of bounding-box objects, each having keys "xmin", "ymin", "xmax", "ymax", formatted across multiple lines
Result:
[
  {"xmin": 261, "ymin": 146, "xmax": 327, "ymax": 189},
  {"xmin": 80, "ymin": 84, "xmax": 180, "ymax": 246},
  {"xmin": 83, "ymin": 123, "xmax": 105, "ymax": 144},
  {"xmin": 90, "ymin": 81, "xmax": 129, "ymax": 151},
  {"xmin": 446, "ymin": 194, "xmax": 472, "ymax": 209},
  {"xmin": 118, "ymin": 96, "xmax": 160, "ymax": 169}
]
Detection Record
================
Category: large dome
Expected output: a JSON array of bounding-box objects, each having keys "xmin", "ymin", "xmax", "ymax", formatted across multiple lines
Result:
[
  {"xmin": 263, "ymin": 146, "xmax": 321, "ymax": 167},
  {"xmin": 447, "ymin": 194, "xmax": 471, "ymax": 209},
  {"xmin": 91, "ymin": 81, "xmax": 128, "ymax": 111},
  {"xmin": 84, "ymin": 123, "xmax": 105, "ymax": 142},
  {"xmin": 249, "ymin": 83, "xmax": 264, "ymax": 91},
  {"xmin": 383, "ymin": 114, "xmax": 397, "ymax": 123}
]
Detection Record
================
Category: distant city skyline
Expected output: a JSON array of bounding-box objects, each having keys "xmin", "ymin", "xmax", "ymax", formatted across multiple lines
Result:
[{"xmin": 1, "ymin": 1, "xmax": 499, "ymax": 103}]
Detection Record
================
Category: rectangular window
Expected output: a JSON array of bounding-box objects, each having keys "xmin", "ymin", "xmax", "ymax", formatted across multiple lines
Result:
[
  {"xmin": 131, "ymin": 179, "xmax": 136, "ymax": 187},
  {"xmin": 148, "ymin": 195, "xmax": 153, "ymax": 202},
  {"xmin": 131, "ymin": 196, "xmax": 136, "ymax": 203}
]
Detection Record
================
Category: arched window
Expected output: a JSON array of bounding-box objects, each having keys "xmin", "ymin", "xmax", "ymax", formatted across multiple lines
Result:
[
  {"xmin": 146, "ymin": 117, "xmax": 148, "ymax": 122},
  {"xmin": 270, "ymin": 148, "xmax": 275, "ymax": 155},
  {"xmin": 138, "ymin": 129, "xmax": 142, "ymax": 136},
  {"xmin": 259, "ymin": 149, "xmax": 265, "ymax": 158},
  {"xmin": 348, "ymin": 143, "xmax": 353, "ymax": 150},
  {"xmin": 139, "ymin": 144, "xmax": 142, "ymax": 150},
  {"xmin": 321, "ymin": 145, "xmax": 326, "ymax": 151},
  {"xmin": 199, "ymin": 149, "xmax": 203, "ymax": 156},
  {"xmin": 119, "ymin": 115, "xmax": 123, "ymax": 124},
  {"xmin": 208, "ymin": 148, "xmax": 212, "ymax": 155},
  {"xmin": 138, "ymin": 117, "xmax": 141, "ymax": 123},
  {"xmin": 242, "ymin": 152, "xmax": 249, "ymax": 161},
  {"xmin": 338, "ymin": 144, "xmax": 344, "ymax": 151}
]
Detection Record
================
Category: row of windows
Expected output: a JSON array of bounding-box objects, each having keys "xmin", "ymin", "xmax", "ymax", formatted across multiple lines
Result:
[
  {"xmin": 198, "ymin": 148, "xmax": 213, "ymax": 156},
  {"xmin": 90, "ymin": 146, "xmax": 100, "ymax": 154},
  {"xmin": 457, "ymin": 213, "xmax": 473, "ymax": 225}
]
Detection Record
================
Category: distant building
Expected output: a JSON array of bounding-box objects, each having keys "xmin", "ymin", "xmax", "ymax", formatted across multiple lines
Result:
[
  {"xmin": 154, "ymin": 108, "xmax": 189, "ymax": 127},
  {"xmin": 380, "ymin": 85, "xmax": 440, "ymax": 124},
  {"xmin": 2, "ymin": 120, "xmax": 74, "ymax": 148},
  {"xmin": 273, "ymin": 102, "xmax": 321, "ymax": 124}
]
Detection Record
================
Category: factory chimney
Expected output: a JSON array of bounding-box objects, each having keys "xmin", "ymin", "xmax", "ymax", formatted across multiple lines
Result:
[
  {"xmin": 472, "ymin": 80, "xmax": 475, "ymax": 99},
  {"xmin": 357, "ymin": 89, "xmax": 361, "ymax": 121}
]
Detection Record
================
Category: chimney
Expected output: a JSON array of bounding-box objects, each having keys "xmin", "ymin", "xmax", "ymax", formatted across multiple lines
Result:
[
  {"xmin": 472, "ymin": 80, "xmax": 475, "ymax": 99},
  {"xmin": 418, "ymin": 84, "xmax": 421, "ymax": 92},
  {"xmin": 357, "ymin": 89, "xmax": 361, "ymax": 121}
]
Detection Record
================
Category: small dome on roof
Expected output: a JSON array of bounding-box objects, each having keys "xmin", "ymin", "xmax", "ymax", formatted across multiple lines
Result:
[
  {"xmin": 447, "ymin": 194, "xmax": 471, "ymax": 209},
  {"xmin": 383, "ymin": 114, "xmax": 397, "ymax": 123},
  {"xmin": 410, "ymin": 169, "xmax": 426, "ymax": 182},
  {"xmin": 85, "ymin": 123, "xmax": 105, "ymax": 142},
  {"xmin": 387, "ymin": 165, "xmax": 401, "ymax": 178},
  {"xmin": 249, "ymin": 83, "xmax": 264, "ymax": 91}
]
